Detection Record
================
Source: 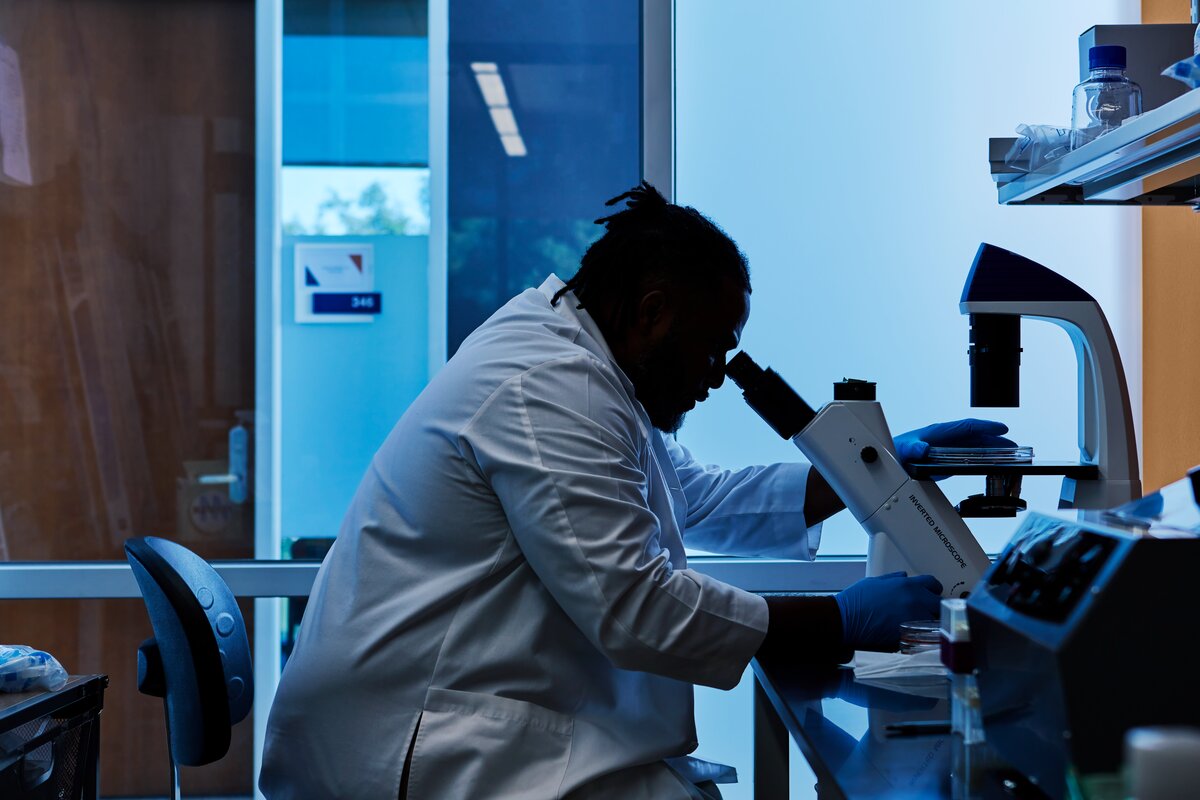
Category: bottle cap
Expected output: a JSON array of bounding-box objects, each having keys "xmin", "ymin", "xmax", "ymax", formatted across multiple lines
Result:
[{"xmin": 1089, "ymin": 45, "xmax": 1127, "ymax": 71}]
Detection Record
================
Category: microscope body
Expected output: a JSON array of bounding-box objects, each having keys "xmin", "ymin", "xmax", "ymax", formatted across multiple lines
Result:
[
  {"xmin": 962, "ymin": 244, "xmax": 1140, "ymax": 509},
  {"xmin": 795, "ymin": 400, "xmax": 989, "ymax": 597},
  {"xmin": 727, "ymin": 355, "xmax": 990, "ymax": 597}
]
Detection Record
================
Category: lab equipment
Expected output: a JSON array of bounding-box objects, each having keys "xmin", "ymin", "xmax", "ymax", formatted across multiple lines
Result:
[
  {"xmin": 1125, "ymin": 727, "xmax": 1200, "ymax": 800},
  {"xmin": 965, "ymin": 467, "xmax": 1200, "ymax": 800},
  {"xmin": 835, "ymin": 572, "xmax": 943, "ymax": 651},
  {"xmin": 1003, "ymin": 123, "xmax": 1073, "ymax": 173},
  {"xmin": 925, "ymin": 445, "xmax": 1032, "ymax": 464},
  {"xmin": 0, "ymin": 646, "xmax": 67, "ymax": 694},
  {"xmin": 938, "ymin": 599, "xmax": 973, "ymax": 673},
  {"xmin": 1079, "ymin": 25, "xmax": 1194, "ymax": 113},
  {"xmin": 891, "ymin": 419, "xmax": 1014, "ymax": 466},
  {"xmin": 958, "ymin": 243, "xmax": 1140, "ymax": 510},
  {"xmin": 126, "ymin": 536, "xmax": 253, "ymax": 800},
  {"xmin": 726, "ymin": 356, "xmax": 990, "ymax": 597},
  {"xmin": 1071, "ymin": 45, "xmax": 1142, "ymax": 149},
  {"xmin": 897, "ymin": 620, "xmax": 940, "ymax": 655},
  {"xmin": 940, "ymin": 599, "xmax": 983, "ymax": 746}
]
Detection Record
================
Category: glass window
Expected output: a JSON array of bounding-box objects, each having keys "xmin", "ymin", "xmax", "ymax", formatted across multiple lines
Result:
[
  {"xmin": 0, "ymin": 1, "xmax": 257, "ymax": 794},
  {"xmin": 279, "ymin": 0, "xmax": 431, "ymax": 555},
  {"xmin": 282, "ymin": 166, "xmax": 430, "ymax": 236},
  {"xmin": 446, "ymin": 0, "xmax": 642, "ymax": 354}
]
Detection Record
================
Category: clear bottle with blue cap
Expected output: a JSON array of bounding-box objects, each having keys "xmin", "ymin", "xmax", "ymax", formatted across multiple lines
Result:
[{"xmin": 1070, "ymin": 45, "xmax": 1142, "ymax": 149}]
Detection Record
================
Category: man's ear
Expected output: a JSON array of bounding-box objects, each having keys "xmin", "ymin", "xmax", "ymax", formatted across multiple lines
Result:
[{"xmin": 633, "ymin": 289, "xmax": 673, "ymax": 339}]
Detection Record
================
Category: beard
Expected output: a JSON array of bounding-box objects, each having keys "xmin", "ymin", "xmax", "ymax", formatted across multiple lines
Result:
[{"xmin": 628, "ymin": 330, "xmax": 691, "ymax": 434}]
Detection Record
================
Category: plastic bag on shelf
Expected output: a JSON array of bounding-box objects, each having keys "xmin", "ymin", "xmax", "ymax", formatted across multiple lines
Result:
[
  {"xmin": 1163, "ymin": 54, "xmax": 1200, "ymax": 89},
  {"xmin": 1004, "ymin": 123, "xmax": 1073, "ymax": 172},
  {"xmin": 0, "ymin": 645, "xmax": 68, "ymax": 692}
]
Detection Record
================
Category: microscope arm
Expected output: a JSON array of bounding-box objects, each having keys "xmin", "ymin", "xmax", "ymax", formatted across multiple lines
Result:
[
  {"xmin": 963, "ymin": 299, "xmax": 1140, "ymax": 508},
  {"xmin": 795, "ymin": 401, "xmax": 989, "ymax": 597}
]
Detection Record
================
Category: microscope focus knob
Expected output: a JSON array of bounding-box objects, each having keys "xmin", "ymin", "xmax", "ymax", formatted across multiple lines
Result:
[{"xmin": 860, "ymin": 446, "xmax": 878, "ymax": 464}]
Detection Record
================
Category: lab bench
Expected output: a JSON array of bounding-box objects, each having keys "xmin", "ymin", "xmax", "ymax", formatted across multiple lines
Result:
[{"xmin": 751, "ymin": 654, "xmax": 1047, "ymax": 800}]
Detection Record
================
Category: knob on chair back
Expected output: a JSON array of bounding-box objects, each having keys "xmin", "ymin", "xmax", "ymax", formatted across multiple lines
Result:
[{"xmin": 125, "ymin": 536, "xmax": 253, "ymax": 799}]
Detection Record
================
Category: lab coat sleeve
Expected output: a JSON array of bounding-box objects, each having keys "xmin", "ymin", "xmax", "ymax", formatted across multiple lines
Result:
[
  {"xmin": 458, "ymin": 355, "xmax": 767, "ymax": 691},
  {"xmin": 663, "ymin": 434, "xmax": 821, "ymax": 560}
]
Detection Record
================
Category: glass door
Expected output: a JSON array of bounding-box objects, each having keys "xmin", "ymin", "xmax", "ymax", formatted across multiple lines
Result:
[{"xmin": 0, "ymin": 1, "xmax": 257, "ymax": 794}]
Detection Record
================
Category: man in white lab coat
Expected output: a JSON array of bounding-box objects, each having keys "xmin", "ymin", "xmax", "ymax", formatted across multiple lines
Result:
[{"xmin": 259, "ymin": 184, "xmax": 962, "ymax": 799}]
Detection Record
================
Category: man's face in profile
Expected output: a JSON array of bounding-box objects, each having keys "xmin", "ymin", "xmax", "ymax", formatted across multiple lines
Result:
[{"xmin": 630, "ymin": 282, "xmax": 750, "ymax": 434}]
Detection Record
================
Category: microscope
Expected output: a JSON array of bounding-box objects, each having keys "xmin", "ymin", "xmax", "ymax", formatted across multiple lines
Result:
[
  {"xmin": 919, "ymin": 242, "xmax": 1142, "ymax": 512},
  {"xmin": 726, "ymin": 353, "xmax": 991, "ymax": 598},
  {"xmin": 727, "ymin": 242, "xmax": 1141, "ymax": 598}
]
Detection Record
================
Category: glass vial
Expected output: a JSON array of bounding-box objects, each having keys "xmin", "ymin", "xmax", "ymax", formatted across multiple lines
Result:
[{"xmin": 1070, "ymin": 45, "xmax": 1143, "ymax": 149}]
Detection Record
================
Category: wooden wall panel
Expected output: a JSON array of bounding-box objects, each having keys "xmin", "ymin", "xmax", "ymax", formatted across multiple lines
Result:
[
  {"xmin": 1142, "ymin": 0, "xmax": 1200, "ymax": 491},
  {"xmin": 1143, "ymin": 207, "xmax": 1200, "ymax": 491},
  {"xmin": 0, "ymin": 0, "xmax": 255, "ymax": 793}
]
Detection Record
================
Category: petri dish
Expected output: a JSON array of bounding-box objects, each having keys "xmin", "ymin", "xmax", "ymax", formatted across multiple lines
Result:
[
  {"xmin": 924, "ymin": 445, "xmax": 1034, "ymax": 464},
  {"xmin": 899, "ymin": 619, "xmax": 942, "ymax": 655}
]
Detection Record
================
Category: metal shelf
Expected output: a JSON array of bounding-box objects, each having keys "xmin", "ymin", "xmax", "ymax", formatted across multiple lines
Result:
[{"xmin": 995, "ymin": 87, "xmax": 1200, "ymax": 205}]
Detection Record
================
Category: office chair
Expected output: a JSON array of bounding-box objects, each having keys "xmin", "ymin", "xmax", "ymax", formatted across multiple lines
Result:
[{"xmin": 125, "ymin": 536, "xmax": 253, "ymax": 800}]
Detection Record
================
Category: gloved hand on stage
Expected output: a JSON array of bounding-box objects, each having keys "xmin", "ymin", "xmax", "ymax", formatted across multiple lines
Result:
[
  {"xmin": 835, "ymin": 572, "xmax": 943, "ymax": 652},
  {"xmin": 892, "ymin": 418, "xmax": 1014, "ymax": 467}
]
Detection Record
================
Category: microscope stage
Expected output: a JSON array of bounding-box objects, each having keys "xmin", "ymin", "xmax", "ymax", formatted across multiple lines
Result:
[{"xmin": 905, "ymin": 461, "xmax": 1100, "ymax": 480}]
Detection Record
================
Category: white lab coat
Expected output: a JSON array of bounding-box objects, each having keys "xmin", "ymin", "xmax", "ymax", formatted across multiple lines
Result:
[{"xmin": 259, "ymin": 276, "xmax": 821, "ymax": 799}]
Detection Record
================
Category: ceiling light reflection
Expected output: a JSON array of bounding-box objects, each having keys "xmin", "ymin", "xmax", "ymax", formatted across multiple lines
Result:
[{"xmin": 471, "ymin": 62, "xmax": 526, "ymax": 157}]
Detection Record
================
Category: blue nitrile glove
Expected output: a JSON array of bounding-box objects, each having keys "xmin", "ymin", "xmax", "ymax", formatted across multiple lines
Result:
[
  {"xmin": 892, "ymin": 418, "xmax": 1015, "ymax": 467},
  {"xmin": 835, "ymin": 571, "xmax": 943, "ymax": 652}
]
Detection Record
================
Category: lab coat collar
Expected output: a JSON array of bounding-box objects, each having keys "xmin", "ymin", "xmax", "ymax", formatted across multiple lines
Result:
[
  {"xmin": 538, "ymin": 275, "xmax": 657, "ymax": 442},
  {"xmin": 538, "ymin": 275, "xmax": 628, "ymax": 388}
]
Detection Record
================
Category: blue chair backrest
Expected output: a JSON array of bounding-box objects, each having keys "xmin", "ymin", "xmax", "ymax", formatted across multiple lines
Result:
[{"xmin": 125, "ymin": 536, "xmax": 253, "ymax": 766}]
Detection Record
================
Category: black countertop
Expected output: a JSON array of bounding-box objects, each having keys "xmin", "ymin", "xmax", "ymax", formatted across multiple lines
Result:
[{"xmin": 751, "ymin": 655, "xmax": 1048, "ymax": 800}]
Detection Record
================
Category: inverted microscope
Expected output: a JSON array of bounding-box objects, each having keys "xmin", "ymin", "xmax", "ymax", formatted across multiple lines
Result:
[
  {"xmin": 942, "ymin": 242, "xmax": 1140, "ymax": 511},
  {"xmin": 727, "ymin": 242, "xmax": 1142, "ymax": 598}
]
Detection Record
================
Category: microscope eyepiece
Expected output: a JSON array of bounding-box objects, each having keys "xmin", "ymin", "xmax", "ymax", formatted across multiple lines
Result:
[
  {"xmin": 725, "ymin": 351, "xmax": 764, "ymax": 391},
  {"xmin": 726, "ymin": 351, "xmax": 816, "ymax": 440}
]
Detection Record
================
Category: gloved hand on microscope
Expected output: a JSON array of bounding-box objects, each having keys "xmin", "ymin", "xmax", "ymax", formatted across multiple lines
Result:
[
  {"xmin": 891, "ymin": 418, "xmax": 1016, "ymax": 468},
  {"xmin": 802, "ymin": 417, "xmax": 1014, "ymax": 525},
  {"xmin": 770, "ymin": 417, "xmax": 1011, "ymax": 660}
]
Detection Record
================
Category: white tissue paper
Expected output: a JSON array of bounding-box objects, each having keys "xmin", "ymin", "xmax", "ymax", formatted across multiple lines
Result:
[
  {"xmin": 0, "ymin": 645, "xmax": 68, "ymax": 693},
  {"xmin": 853, "ymin": 650, "xmax": 947, "ymax": 698},
  {"xmin": 854, "ymin": 649, "xmax": 945, "ymax": 679}
]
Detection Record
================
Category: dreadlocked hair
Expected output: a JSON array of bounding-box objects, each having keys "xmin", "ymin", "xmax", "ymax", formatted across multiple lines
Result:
[{"xmin": 551, "ymin": 182, "xmax": 750, "ymax": 326}]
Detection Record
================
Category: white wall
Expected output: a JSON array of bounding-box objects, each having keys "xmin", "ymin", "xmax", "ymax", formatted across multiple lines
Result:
[{"xmin": 678, "ymin": 3, "xmax": 1141, "ymax": 797}]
